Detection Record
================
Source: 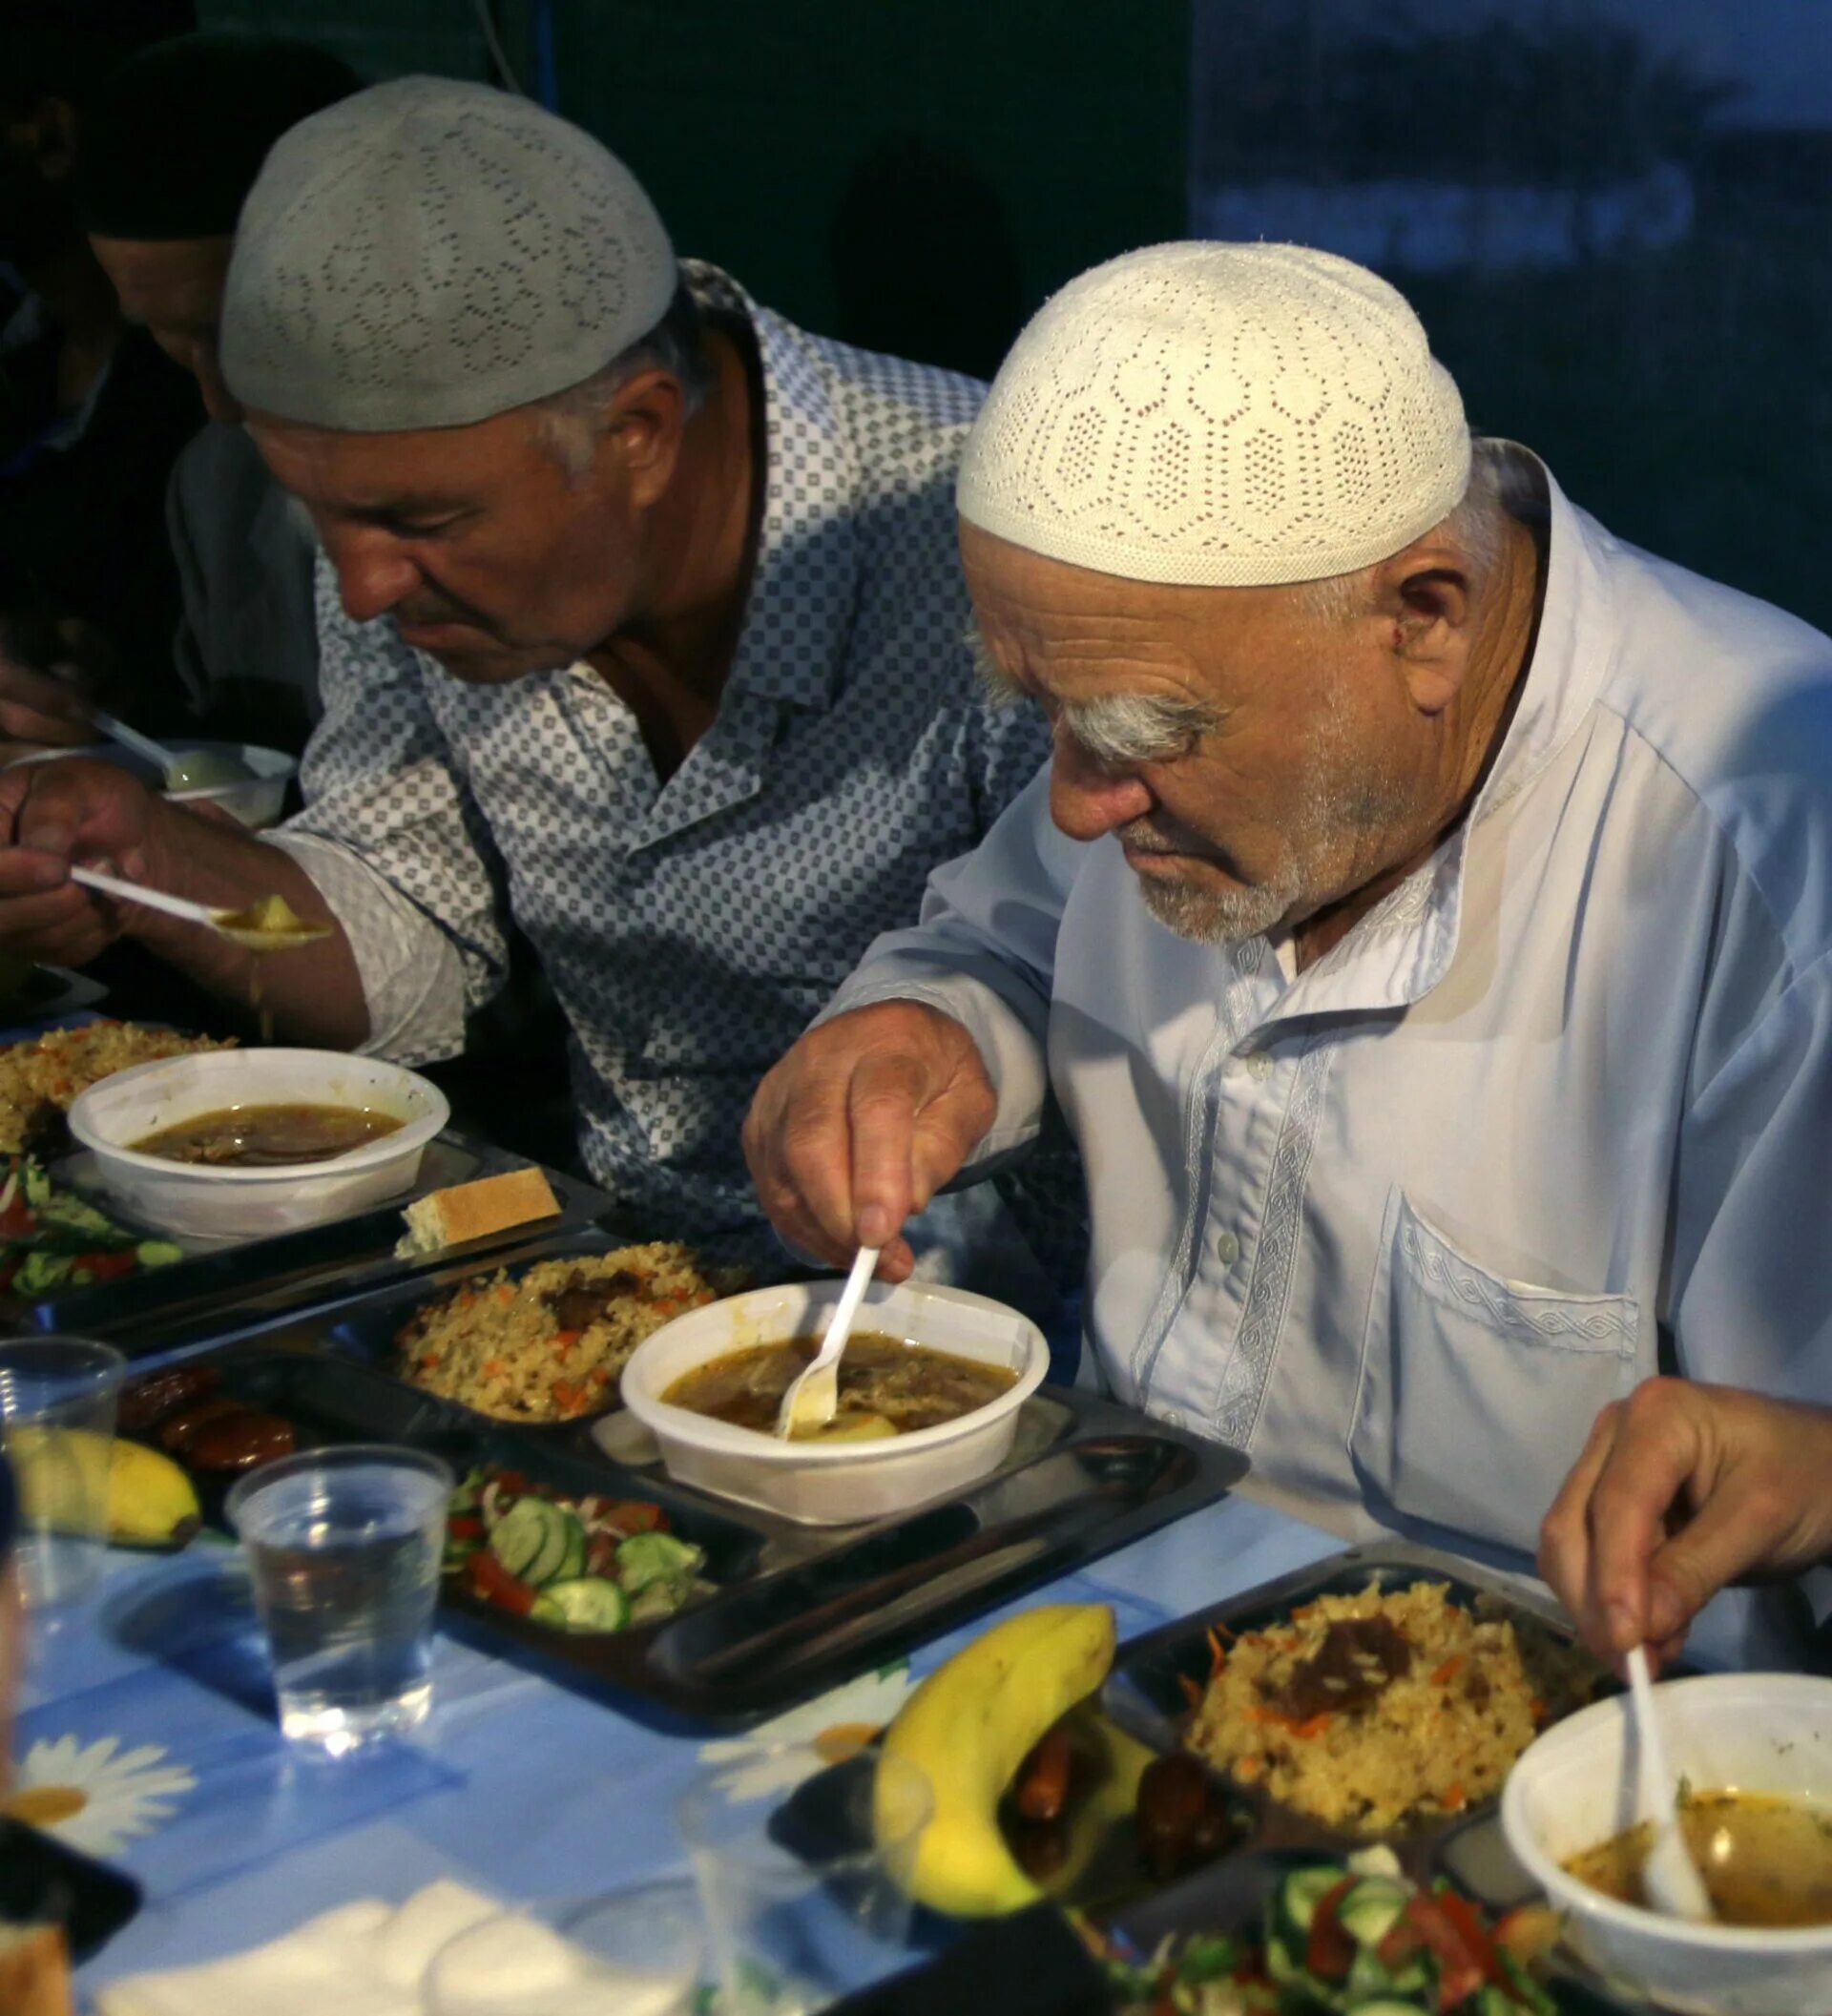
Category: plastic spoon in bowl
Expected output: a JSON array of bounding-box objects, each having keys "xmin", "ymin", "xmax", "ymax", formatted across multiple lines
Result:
[
  {"xmin": 1625, "ymin": 1643, "xmax": 1714, "ymax": 1921},
  {"xmin": 774, "ymin": 1243, "xmax": 882, "ymax": 1440},
  {"xmin": 67, "ymin": 865, "xmax": 329, "ymax": 953},
  {"xmin": 91, "ymin": 712, "xmax": 254, "ymax": 791}
]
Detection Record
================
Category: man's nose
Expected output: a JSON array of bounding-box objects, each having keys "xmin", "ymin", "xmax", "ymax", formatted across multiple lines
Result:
[
  {"xmin": 325, "ymin": 530, "xmax": 420, "ymax": 627},
  {"xmin": 1048, "ymin": 733, "xmax": 1155, "ymax": 842}
]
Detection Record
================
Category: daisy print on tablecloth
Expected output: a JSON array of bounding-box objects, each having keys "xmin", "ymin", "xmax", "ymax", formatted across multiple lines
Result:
[
  {"xmin": 6, "ymin": 1734, "xmax": 196, "ymax": 1856},
  {"xmin": 697, "ymin": 1660, "xmax": 914, "ymax": 1798}
]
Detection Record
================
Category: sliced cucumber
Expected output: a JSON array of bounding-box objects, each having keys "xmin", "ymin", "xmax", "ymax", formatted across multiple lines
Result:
[
  {"xmin": 135, "ymin": 1239, "xmax": 184, "ymax": 1269},
  {"xmin": 1342, "ymin": 2002, "xmax": 1431, "ymax": 2015},
  {"xmin": 615, "ymin": 1530, "xmax": 702, "ymax": 1593},
  {"xmin": 1337, "ymin": 1877, "xmax": 1410, "ymax": 1948},
  {"xmin": 548, "ymin": 1510, "xmax": 586, "ymax": 1584},
  {"xmin": 531, "ymin": 1577, "xmax": 631, "ymax": 1632},
  {"xmin": 1280, "ymin": 1864, "xmax": 1350, "ymax": 1934},
  {"xmin": 489, "ymin": 1497, "xmax": 561, "ymax": 1581}
]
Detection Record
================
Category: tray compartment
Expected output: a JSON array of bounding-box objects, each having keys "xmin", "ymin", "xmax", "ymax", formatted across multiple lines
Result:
[
  {"xmin": 1098, "ymin": 1539, "xmax": 1611, "ymax": 1898},
  {"xmin": 647, "ymin": 1432, "xmax": 1222, "ymax": 1719}
]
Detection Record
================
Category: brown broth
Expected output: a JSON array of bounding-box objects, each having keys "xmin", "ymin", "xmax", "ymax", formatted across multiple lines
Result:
[
  {"xmin": 131, "ymin": 1102, "xmax": 403, "ymax": 1168},
  {"xmin": 1564, "ymin": 1791, "xmax": 1832, "ymax": 1927},
  {"xmin": 661, "ymin": 1333, "xmax": 1017, "ymax": 1439}
]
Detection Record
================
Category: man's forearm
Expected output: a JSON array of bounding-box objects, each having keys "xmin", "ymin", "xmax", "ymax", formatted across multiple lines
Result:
[{"xmin": 124, "ymin": 800, "xmax": 371, "ymax": 1048}]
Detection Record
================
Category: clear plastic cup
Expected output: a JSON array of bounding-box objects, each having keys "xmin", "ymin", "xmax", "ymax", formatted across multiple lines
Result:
[
  {"xmin": 0, "ymin": 1337, "xmax": 124, "ymax": 1610},
  {"xmin": 424, "ymin": 1881, "xmax": 706, "ymax": 2016},
  {"xmin": 226, "ymin": 1444, "xmax": 451, "ymax": 1755},
  {"xmin": 680, "ymin": 1743, "xmax": 930, "ymax": 2015}
]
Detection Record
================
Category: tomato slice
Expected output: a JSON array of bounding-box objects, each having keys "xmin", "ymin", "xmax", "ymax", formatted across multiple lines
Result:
[
  {"xmin": 73, "ymin": 1252, "xmax": 137, "ymax": 1283},
  {"xmin": 1437, "ymin": 1890, "xmax": 1505, "ymax": 1987},
  {"xmin": 1305, "ymin": 1879, "xmax": 1358, "ymax": 1981},
  {"xmin": 602, "ymin": 1500, "xmax": 667, "ymax": 1534},
  {"xmin": 1389, "ymin": 1894, "xmax": 1486, "ymax": 2008},
  {"xmin": 468, "ymin": 1549, "xmax": 537, "ymax": 1615}
]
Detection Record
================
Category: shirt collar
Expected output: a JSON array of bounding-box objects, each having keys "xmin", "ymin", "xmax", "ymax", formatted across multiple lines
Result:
[
  {"xmin": 686, "ymin": 261, "xmax": 862, "ymax": 715},
  {"xmin": 1280, "ymin": 446, "xmax": 1620, "ymax": 1019}
]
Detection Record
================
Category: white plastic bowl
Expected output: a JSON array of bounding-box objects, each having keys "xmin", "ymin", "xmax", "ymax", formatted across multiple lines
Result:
[
  {"xmin": 161, "ymin": 741, "xmax": 297, "ymax": 830},
  {"xmin": 67, "ymin": 1047, "xmax": 448, "ymax": 1239},
  {"xmin": 1501, "ymin": 1671, "xmax": 1832, "ymax": 2014},
  {"xmin": 617, "ymin": 1278, "xmax": 1049, "ymax": 1526}
]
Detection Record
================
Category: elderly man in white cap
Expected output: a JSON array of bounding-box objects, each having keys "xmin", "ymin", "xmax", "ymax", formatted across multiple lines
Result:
[
  {"xmin": 746, "ymin": 240, "xmax": 1832, "ymax": 1668},
  {"xmin": 0, "ymin": 77, "xmax": 1073, "ymax": 1288}
]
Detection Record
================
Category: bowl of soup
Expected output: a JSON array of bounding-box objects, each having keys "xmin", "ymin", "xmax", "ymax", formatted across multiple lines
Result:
[
  {"xmin": 1501, "ymin": 1670, "xmax": 1832, "ymax": 2014},
  {"xmin": 68, "ymin": 1047, "xmax": 448, "ymax": 1238},
  {"xmin": 617, "ymin": 1278, "xmax": 1050, "ymax": 1524}
]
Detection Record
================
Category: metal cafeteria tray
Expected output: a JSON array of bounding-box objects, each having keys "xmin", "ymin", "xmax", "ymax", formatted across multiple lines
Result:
[
  {"xmin": 18, "ymin": 1134, "xmax": 612, "ymax": 1354},
  {"xmin": 125, "ymin": 1332, "xmax": 1245, "ymax": 1728},
  {"xmin": 1100, "ymin": 1539, "xmax": 1613, "ymax": 1906}
]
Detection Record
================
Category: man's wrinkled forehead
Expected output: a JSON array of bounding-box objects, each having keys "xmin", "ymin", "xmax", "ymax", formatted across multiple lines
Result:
[
  {"xmin": 244, "ymin": 404, "xmax": 545, "ymax": 511},
  {"xmin": 959, "ymin": 517, "xmax": 1286, "ymax": 696}
]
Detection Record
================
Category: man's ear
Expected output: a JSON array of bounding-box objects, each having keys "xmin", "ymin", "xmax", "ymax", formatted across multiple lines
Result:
[
  {"xmin": 1374, "ymin": 539, "xmax": 1473, "ymax": 717},
  {"xmin": 601, "ymin": 366, "xmax": 688, "ymax": 511}
]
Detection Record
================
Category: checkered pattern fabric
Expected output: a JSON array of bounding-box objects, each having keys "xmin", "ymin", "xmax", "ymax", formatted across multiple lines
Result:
[{"xmin": 276, "ymin": 267, "xmax": 1058, "ymax": 1253}]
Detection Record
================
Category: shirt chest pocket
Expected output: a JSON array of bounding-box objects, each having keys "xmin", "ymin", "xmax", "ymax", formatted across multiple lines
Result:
[{"xmin": 1347, "ymin": 1192, "xmax": 1640, "ymax": 1552}]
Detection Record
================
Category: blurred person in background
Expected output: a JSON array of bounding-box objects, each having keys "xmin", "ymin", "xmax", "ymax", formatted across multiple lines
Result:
[
  {"xmin": 0, "ymin": 31, "xmax": 360, "ymax": 763},
  {"xmin": 0, "ymin": 7, "xmax": 202, "ymax": 741}
]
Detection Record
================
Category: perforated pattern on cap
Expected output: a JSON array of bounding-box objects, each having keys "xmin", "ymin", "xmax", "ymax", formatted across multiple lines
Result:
[
  {"xmin": 220, "ymin": 76, "xmax": 677, "ymax": 431},
  {"xmin": 957, "ymin": 241, "xmax": 1470, "ymax": 586}
]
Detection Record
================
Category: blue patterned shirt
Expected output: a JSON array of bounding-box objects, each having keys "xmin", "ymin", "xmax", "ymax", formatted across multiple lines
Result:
[{"xmin": 270, "ymin": 266, "xmax": 1054, "ymax": 1248}]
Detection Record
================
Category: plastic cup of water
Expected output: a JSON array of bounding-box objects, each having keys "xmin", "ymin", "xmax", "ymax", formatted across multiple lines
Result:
[
  {"xmin": 0, "ymin": 1336, "xmax": 124, "ymax": 1610},
  {"xmin": 226, "ymin": 1444, "xmax": 452, "ymax": 1756},
  {"xmin": 680, "ymin": 1743, "xmax": 931, "ymax": 2015}
]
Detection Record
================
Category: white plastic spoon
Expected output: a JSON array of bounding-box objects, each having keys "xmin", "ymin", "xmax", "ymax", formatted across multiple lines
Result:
[
  {"xmin": 67, "ymin": 865, "xmax": 329, "ymax": 953},
  {"xmin": 774, "ymin": 1243, "xmax": 882, "ymax": 1440},
  {"xmin": 92, "ymin": 712, "xmax": 253, "ymax": 792},
  {"xmin": 1625, "ymin": 1643, "xmax": 1714, "ymax": 1921}
]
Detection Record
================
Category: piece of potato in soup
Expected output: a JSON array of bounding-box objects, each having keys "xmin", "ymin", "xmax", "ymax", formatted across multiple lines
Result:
[{"xmin": 662, "ymin": 1333, "xmax": 1016, "ymax": 1439}]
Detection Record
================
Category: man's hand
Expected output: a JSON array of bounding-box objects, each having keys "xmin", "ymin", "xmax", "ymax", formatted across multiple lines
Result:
[
  {"xmin": 1539, "ymin": 1378, "xmax": 1832, "ymax": 1670},
  {"xmin": 0, "ymin": 758, "xmax": 168, "ymax": 966},
  {"xmin": 743, "ymin": 1001, "xmax": 997, "ymax": 1280}
]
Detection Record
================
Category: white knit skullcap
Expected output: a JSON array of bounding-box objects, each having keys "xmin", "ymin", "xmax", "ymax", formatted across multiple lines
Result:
[
  {"xmin": 220, "ymin": 76, "xmax": 677, "ymax": 431},
  {"xmin": 958, "ymin": 241, "xmax": 1470, "ymax": 587}
]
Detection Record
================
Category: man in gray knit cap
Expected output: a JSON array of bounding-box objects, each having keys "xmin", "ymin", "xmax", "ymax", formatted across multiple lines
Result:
[{"xmin": 0, "ymin": 77, "xmax": 1072, "ymax": 1293}]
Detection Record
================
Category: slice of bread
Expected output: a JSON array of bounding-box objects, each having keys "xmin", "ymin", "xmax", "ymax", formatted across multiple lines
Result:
[
  {"xmin": 0, "ymin": 1922, "xmax": 72, "ymax": 2016},
  {"xmin": 396, "ymin": 1166, "xmax": 561, "ymax": 1257}
]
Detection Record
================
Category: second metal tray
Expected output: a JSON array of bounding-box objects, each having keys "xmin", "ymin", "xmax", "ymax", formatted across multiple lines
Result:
[{"xmin": 21, "ymin": 1138, "xmax": 612, "ymax": 1354}]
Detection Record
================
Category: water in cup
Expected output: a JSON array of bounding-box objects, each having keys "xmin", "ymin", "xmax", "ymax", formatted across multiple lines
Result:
[
  {"xmin": 228, "ymin": 1446, "xmax": 450, "ymax": 1755},
  {"xmin": 0, "ymin": 1338, "xmax": 123, "ymax": 1611}
]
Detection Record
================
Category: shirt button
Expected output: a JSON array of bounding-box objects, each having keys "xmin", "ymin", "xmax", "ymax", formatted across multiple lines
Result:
[
  {"xmin": 1215, "ymin": 1229, "xmax": 1240, "ymax": 1266},
  {"xmin": 1243, "ymin": 1050, "xmax": 1274, "ymax": 1081}
]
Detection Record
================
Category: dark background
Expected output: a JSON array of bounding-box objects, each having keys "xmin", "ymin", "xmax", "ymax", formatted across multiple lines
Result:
[{"xmin": 194, "ymin": 0, "xmax": 1831, "ymax": 632}]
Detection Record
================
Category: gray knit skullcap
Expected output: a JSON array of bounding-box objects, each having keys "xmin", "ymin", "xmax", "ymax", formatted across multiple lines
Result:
[{"xmin": 220, "ymin": 75, "xmax": 677, "ymax": 431}]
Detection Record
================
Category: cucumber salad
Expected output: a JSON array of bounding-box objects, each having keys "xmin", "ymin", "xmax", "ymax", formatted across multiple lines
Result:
[
  {"xmin": 1102, "ymin": 1850, "xmax": 1561, "ymax": 2015},
  {"xmin": 445, "ymin": 1465, "xmax": 711, "ymax": 1632}
]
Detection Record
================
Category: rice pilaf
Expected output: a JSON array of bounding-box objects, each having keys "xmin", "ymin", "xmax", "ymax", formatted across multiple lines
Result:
[
  {"xmin": 0, "ymin": 1021, "xmax": 230, "ymax": 1153},
  {"xmin": 397, "ymin": 1242, "xmax": 719, "ymax": 1422},
  {"xmin": 1185, "ymin": 1579, "xmax": 1601, "ymax": 1835}
]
